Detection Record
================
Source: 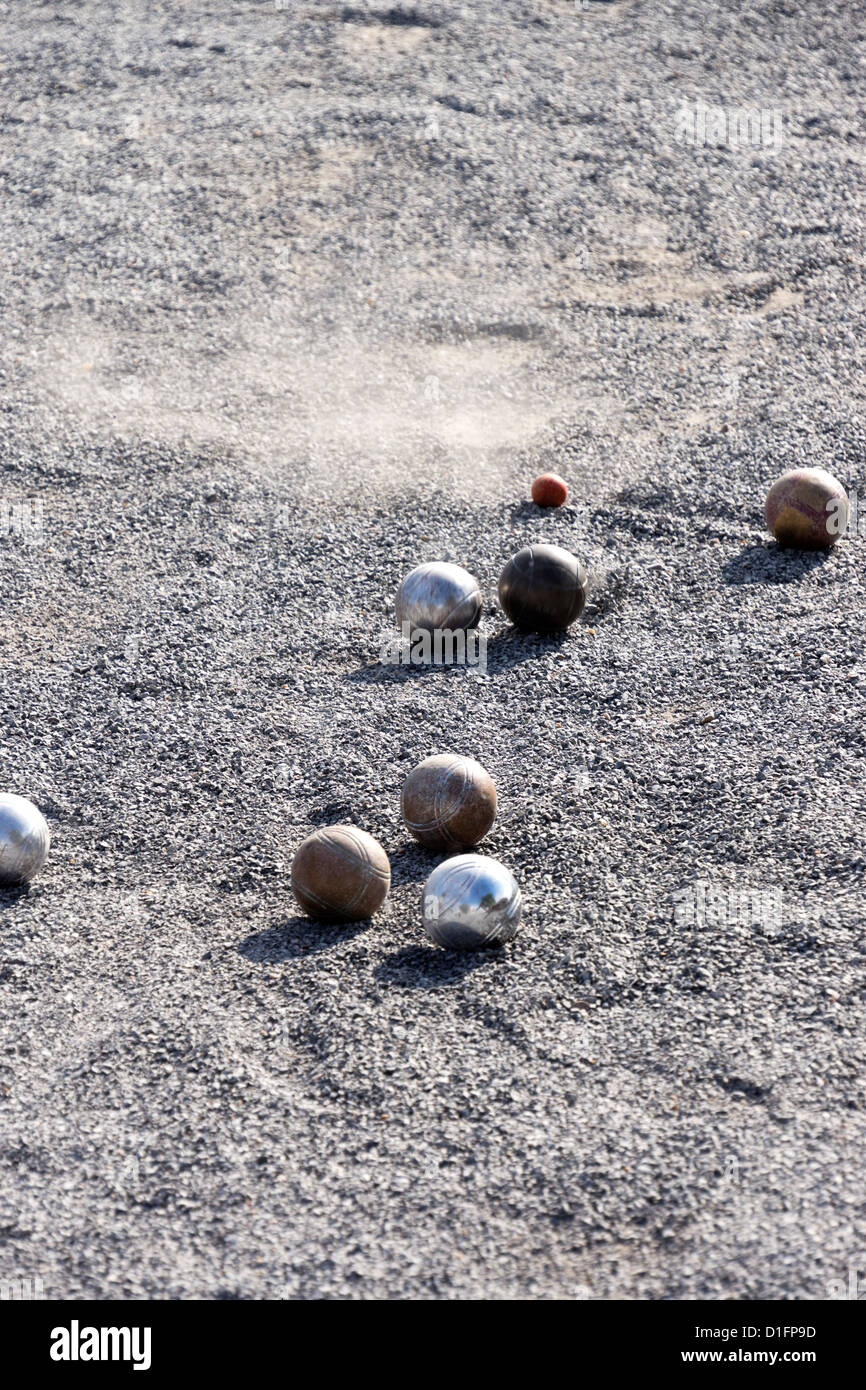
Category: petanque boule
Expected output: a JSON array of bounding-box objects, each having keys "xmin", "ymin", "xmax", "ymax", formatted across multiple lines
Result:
[
  {"xmin": 764, "ymin": 467, "xmax": 849, "ymax": 549},
  {"xmin": 498, "ymin": 543, "xmax": 588, "ymax": 632},
  {"xmin": 395, "ymin": 561, "xmax": 482, "ymax": 636},
  {"xmin": 291, "ymin": 824, "xmax": 390, "ymax": 922},
  {"xmin": 401, "ymin": 754, "xmax": 497, "ymax": 850},
  {"xmin": 0, "ymin": 794, "xmax": 50, "ymax": 886},
  {"xmin": 422, "ymin": 853, "xmax": 523, "ymax": 950}
]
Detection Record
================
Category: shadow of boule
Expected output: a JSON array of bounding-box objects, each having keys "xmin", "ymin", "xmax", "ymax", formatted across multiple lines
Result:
[
  {"xmin": 722, "ymin": 543, "xmax": 830, "ymax": 586},
  {"xmin": 238, "ymin": 914, "xmax": 370, "ymax": 963},
  {"xmin": 373, "ymin": 942, "xmax": 508, "ymax": 989},
  {"xmin": 0, "ymin": 882, "xmax": 32, "ymax": 909}
]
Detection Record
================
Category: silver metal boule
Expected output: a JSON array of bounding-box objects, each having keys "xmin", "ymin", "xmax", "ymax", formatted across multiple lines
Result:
[
  {"xmin": 395, "ymin": 562, "xmax": 482, "ymax": 635},
  {"xmin": 0, "ymin": 794, "xmax": 50, "ymax": 886},
  {"xmin": 422, "ymin": 853, "xmax": 523, "ymax": 950}
]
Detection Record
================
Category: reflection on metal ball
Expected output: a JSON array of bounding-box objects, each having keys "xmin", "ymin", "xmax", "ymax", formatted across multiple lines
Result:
[
  {"xmin": 395, "ymin": 562, "xmax": 482, "ymax": 635},
  {"xmin": 422, "ymin": 853, "xmax": 523, "ymax": 950},
  {"xmin": 0, "ymin": 794, "xmax": 50, "ymax": 886}
]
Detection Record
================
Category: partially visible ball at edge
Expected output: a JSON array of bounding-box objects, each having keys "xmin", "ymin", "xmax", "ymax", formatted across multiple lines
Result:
[{"xmin": 0, "ymin": 794, "xmax": 50, "ymax": 886}]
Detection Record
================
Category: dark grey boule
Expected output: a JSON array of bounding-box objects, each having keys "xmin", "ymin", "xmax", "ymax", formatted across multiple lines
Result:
[{"xmin": 498, "ymin": 544, "xmax": 588, "ymax": 632}]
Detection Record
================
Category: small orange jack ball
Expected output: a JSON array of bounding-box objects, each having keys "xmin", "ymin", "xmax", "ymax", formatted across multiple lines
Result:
[{"xmin": 531, "ymin": 473, "xmax": 568, "ymax": 508}]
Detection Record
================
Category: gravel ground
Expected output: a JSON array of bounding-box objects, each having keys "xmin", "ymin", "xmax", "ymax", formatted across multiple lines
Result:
[{"xmin": 1, "ymin": 0, "xmax": 865, "ymax": 1300}]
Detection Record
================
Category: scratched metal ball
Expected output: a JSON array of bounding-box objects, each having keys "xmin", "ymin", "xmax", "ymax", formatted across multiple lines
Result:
[
  {"xmin": 395, "ymin": 562, "xmax": 482, "ymax": 635},
  {"xmin": 498, "ymin": 543, "xmax": 588, "ymax": 632},
  {"xmin": 401, "ymin": 754, "xmax": 497, "ymax": 850},
  {"xmin": 422, "ymin": 854, "xmax": 523, "ymax": 951},
  {"xmin": 764, "ymin": 467, "xmax": 848, "ymax": 549},
  {"xmin": 291, "ymin": 825, "xmax": 390, "ymax": 923},
  {"xmin": 0, "ymin": 794, "xmax": 50, "ymax": 886}
]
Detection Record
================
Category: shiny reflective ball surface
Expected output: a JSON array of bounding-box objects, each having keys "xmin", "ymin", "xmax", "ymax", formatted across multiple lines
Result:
[
  {"xmin": 292, "ymin": 824, "xmax": 391, "ymax": 922},
  {"xmin": 395, "ymin": 562, "xmax": 482, "ymax": 635},
  {"xmin": 401, "ymin": 753, "xmax": 497, "ymax": 850},
  {"xmin": 498, "ymin": 544, "xmax": 587, "ymax": 632},
  {"xmin": 422, "ymin": 853, "xmax": 523, "ymax": 950},
  {"xmin": 0, "ymin": 794, "xmax": 50, "ymax": 885}
]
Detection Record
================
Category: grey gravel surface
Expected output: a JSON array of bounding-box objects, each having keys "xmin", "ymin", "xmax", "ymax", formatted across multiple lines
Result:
[{"xmin": 1, "ymin": 0, "xmax": 865, "ymax": 1300}]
